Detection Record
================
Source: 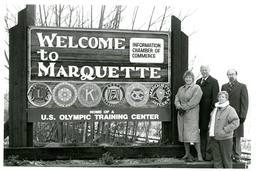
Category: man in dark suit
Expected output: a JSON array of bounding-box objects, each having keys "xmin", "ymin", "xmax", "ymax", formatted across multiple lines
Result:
[
  {"xmin": 221, "ymin": 69, "xmax": 249, "ymax": 163},
  {"xmin": 196, "ymin": 65, "xmax": 219, "ymax": 161}
]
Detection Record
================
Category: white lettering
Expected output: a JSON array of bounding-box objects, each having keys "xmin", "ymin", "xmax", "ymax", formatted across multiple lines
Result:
[
  {"xmin": 120, "ymin": 67, "xmax": 135, "ymax": 78},
  {"xmin": 56, "ymin": 36, "xmax": 67, "ymax": 48},
  {"xmin": 131, "ymin": 114, "xmax": 159, "ymax": 120},
  {"xmin": 150, "ymin": 67, "xmax": 161, "ymax": 78},
  {"xmin": 78, "ymin": 37, "xmax": 88, "ymax": 48},
  {"xmin": 36, "ymin": 33, "xmax": 57, "ymax": 47},
  {"xmin": 37, "ymin": 64, "xmax": 161, "ymax": 81},
  {"xmin": 136, "ymin": 67, "xmax": 149, "ymax": 78},
  {"xmin": 68, "ymin": 66, "xmax": 80, "ymax": 77},
  {"xmin": 56, "ymin": 65, "xmax": 68, "ymax": 77},
  {"xmin": 114, "ymin": 38, "xmax": 125, "ymax": 49},
  {"xmin": 36, "ymin": 33, "xmax": 126, "ymax": 49},
  {"xmin": 108, "ymin": 66, "xmax": 119, "ymax": 78},
  {"xmin": 94, "ymin": 114, "xmax": 128, "ymax": 120},
  {"xmin": 38, "ymin": 62, "xmax": 56, "ymax": 77}
]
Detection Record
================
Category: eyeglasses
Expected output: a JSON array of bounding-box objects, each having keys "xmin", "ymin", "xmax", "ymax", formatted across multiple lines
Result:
[{"xmin": 227, "ymin": 73, "xmax": 236, "ymax": 76}]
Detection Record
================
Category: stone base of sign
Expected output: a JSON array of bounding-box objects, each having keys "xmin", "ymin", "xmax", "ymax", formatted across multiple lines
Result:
[{"xmin": 4, "ymin": 145, "xmax": 192, "ymax": 160}]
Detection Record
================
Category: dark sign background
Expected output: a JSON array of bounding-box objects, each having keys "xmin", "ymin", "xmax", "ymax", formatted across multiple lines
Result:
[{"xmin": 29, "ymin": 27, "xmax": 170, "ymax": 82}]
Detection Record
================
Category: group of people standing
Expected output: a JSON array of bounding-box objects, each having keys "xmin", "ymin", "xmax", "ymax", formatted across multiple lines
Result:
[{"xmin": 174, "ymin": 65, "xmax": 249, "ymax": 168}]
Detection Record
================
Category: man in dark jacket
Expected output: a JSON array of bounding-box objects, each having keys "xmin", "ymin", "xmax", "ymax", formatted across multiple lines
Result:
[
  {"xmin": 196, "ymin": 65, "xmax": 219, "ymax": 161},
  {"xmin": 221, "ymin": 69, "xmax": 249, "ymax": 163}
]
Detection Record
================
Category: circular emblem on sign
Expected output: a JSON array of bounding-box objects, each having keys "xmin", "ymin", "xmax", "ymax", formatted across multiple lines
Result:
[
  {"xmin": 149, "ymin": 83, "xmax": 171, "ymax": 106},
  {"xmin": 27, "ymin": 83, "xmax": 52, "ymax": 107},
  {"xmin": 126, "ymin": 83, "xmax": 149, "ymax": 107},
  {"xmin": 78, "ymin": 83, "xmax": 102, "ymax": 107},
  {"xmin": 53, "ymin": 82, "xmax": 77, "ymax": 107},
  {"xmin": 102, "ymin": 83, "xmax": 125, "ymax": 107}
]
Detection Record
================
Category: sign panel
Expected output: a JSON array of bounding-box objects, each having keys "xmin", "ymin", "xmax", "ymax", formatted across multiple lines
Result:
[
  {"xmin": 27, "ymin": 27, "xmax": 171, "ymax": 122},
  {"xmin": 28, "ymin": 27, "xmax": 169, "ymax": 82}
]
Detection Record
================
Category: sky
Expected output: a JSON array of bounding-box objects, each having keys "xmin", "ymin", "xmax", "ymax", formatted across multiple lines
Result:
[{"xmin": 1, "ymin": 0, "xmax": 256, "ymax": 168}]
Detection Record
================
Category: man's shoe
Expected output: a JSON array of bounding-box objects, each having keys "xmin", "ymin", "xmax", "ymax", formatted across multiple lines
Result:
[
  {"xmin": 232, "ymin": 158, "xmax": 240, "ymax": 163},
  {"xmin": 205, "ymin": 158, "xmax": 213, "ymax": 161}
]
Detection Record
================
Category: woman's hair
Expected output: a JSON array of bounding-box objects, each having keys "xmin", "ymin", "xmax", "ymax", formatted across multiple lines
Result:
[
  {"xmin": 183, "ymin": 70, "xmax": 195, "ymax": 81},
  {"xmin": 217, "ymin": 91, "xmax": 229, "ymax": 100}
]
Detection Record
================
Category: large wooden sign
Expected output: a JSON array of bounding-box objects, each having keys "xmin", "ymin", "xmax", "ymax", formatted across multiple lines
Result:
[{"xmin": 27, "ymin": 27, "xmax": 171, "ymax": 122}]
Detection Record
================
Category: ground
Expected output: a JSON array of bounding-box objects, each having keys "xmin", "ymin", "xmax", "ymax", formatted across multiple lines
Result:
[
  {"xmin": 3, "ymin": 157, "xmax": 204, "ymax": 167},
  {"xmin": 4, "ymin": 154, "xmax": 249, "ymax": 168},
  {"xmin": 4, "ymin": 154, "xmax": 183, "ymax": 167}
]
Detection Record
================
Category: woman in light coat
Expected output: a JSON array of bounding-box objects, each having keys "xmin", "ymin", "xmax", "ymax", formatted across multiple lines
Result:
[
  {"xmin": 174, "ymin": 70, "xmax": 203, "ymax": 161},
  {"xmin": 209, "ymin": 91, "xmax": 239, "ymax": 168}
]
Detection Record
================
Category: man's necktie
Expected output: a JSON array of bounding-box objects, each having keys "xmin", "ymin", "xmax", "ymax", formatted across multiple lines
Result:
[
  {"xmin": 201, "ymin": 78, "xmax": 205, "ymax": 85},
  {"xmin": 229, "ymin": 82, "xmax": 234, "ymax": 92}
]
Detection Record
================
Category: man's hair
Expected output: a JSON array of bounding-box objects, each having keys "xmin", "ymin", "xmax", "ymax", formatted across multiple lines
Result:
[{"xmin": 227, "ymin": 69, "xmax": 238, "ymax": 75}]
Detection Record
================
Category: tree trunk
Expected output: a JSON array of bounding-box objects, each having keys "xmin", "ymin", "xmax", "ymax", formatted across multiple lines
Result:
[
  {"xmin": 113, "ymin": 122, "xmax": 118, "ymax": 141},
  {"xmin": 159, "ymin": 6, "xmax": 168, "ymax": 31},
  {"xmin": 131, "ymin": 6, "xmax": 139, "ymax": 30},
  {"xmin": 72, "ymin": 122, "xmax": 76, "ymax": 142},
  {"xmin": 66, "ymin": 122, "xmax": 69, "ymax": 143},
  {"xmin": 82, "ymin": 122, "xmax": 87, "ymax": 143},
  {"xmin": 38, "ymin": 5, "xmax": 44, "ymax": 26},
  {"xmin": 105, "ymin": 122, "xmax": 110, "ymax": 142},
  {"xmin": 148, "ymin": 6, "xmax": 155, "ymax": 30},
  {"xmin": 125, "ymin": 122, "xmax": 129, "ymax": 141},
  {"xmin": 145, "ymin": 122, "xmax": 151, "ymax": 143},
  {"xmin": 112, "ymin": 5, "xmax": 121, "ymax": 29},
  {"xmin": 131, "ymin": 121, "xmax": 138, "ymax": 142},
  {"xmin": 98, "ymin": 5, "xmax": 105, "ymax": 29},
  {"xmin": 90, "ymin": 5, "xmax": 93, "ymax": 28},
  {"xmin": 90, "ymin": 122, "xmax": 94, "ymax": 143},
  {"xmin": 100, "ymin": 122, "xmax": 105, "ymax": 142}
]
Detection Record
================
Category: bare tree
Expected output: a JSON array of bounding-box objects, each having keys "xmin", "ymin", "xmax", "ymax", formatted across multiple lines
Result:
[
  {"xmin": 38, "ymin": 5, "xmax": 53, "ymax": 26},
  {"xmin": 91, "ymin": 5, "xmax": 93, "ymax": 28},
  {"xmin": 179, "ymin": 7, "xmax": 198, "ymax": 22},
  {"xmin": 98, "ymin": 5, "xmax": 105, "ymax": 29},
  {"xmin": 131, "ymin": 6, "xmax": 139, "ymax": 30},
  {"xmin": 112, "ymin": 5, "xmax": 122, "ymax": 29},
  {"xmin": 4, "ymin": 5, "xmax": 21, "ymax": 30},
  {"xmin": 67, "ymin": 5, "xmax": 78, "ymax": 27},
  {"xmin": 159, "ymin": 6, "xmax": 170, "ymax": 31},
  {"xmin": 103, "ymin": 5, "xmax": 125, "ymax": 29},
  {"xmin": 53, "ymin": 4, "xmax": 65, "ymax": 27},
  {"xmin": 147, "ymin": 6, "xmax": 155, "ymax": 30}
]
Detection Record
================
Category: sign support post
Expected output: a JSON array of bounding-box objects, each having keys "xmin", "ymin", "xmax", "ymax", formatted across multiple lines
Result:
[
  {"xmin": 9, "ymin": 5, "xmax": 35, "ymax": 147},
  {"xmin": 162, "ymin": 16, "xmax": 188, "ymax": 144}
]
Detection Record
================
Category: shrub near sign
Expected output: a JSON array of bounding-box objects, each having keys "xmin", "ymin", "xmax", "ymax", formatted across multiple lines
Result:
[{"xmin": 27, "ymin": 27, "xmax": 171, "ymax": 122}]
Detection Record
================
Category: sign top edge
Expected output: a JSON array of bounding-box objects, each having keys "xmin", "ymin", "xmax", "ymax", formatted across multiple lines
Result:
[{"xmin": 27, "ymin": 25, "xmax": 171, "ymax": 35}]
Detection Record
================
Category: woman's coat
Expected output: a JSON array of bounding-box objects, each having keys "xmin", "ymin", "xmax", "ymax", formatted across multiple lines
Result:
[{"xmin": 174, "ymin": 83, "xmax": 203, "ymax": 143}]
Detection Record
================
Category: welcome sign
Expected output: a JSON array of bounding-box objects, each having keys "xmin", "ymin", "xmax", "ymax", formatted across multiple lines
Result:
[
  {"xmin": 28, "ymin": 27, "xmax": 169, "ymax": 82},
  {"xmin": 27, "ymin": 27, "xmax": 171, "ymax": 122}
]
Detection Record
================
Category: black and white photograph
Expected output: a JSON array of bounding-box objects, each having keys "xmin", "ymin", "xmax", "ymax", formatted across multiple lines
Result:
[{"xmin": 2, "ymin": 0, "xmax": 255, "ymax": 169}]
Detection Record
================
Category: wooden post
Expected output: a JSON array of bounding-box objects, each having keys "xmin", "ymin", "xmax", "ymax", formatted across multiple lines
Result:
[
  {"xmin": 9, "ymin": 5, "xmax": 36, "ymax": 147},
  {"xmin": 162, "ymin": 16, "xmax": 188, "ymax": 144}
]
